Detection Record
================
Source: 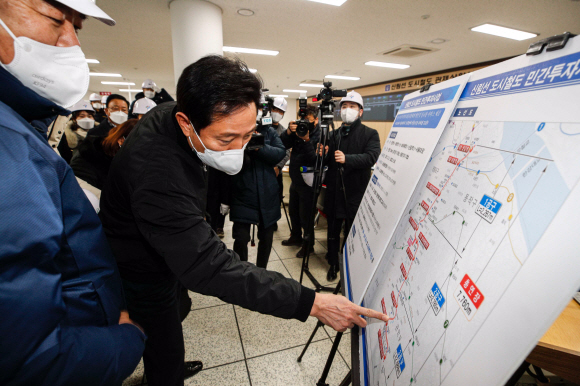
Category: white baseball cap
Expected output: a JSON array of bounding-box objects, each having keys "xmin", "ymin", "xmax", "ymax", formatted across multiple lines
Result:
[
  {"xmin": 272, "ymin": 97, "xmax": 288, "ymax": 112},
  {"xmin": 89, "ymin": 93, "xmax": 101, "ymax": 102},
  {"xmin": 142, "ymin": 79, "xmax": 157, "ymax": 89},
  {"xmin": 54, "ymin": 0, "xmax": 115, "ymax": 26},
  {"xmin": 70, "ymin": 99, "xmax": 95, "ymax": 113},
  {"xmin": 133, "ymin": 97, "xmax": 157, "ymax": 115},
  {"xmin": 340, "ymin": 91, "xmax": 364, "ymax": 109},
  {"xmin": 101, "ymin": 95, "xmax": 108, "ymax": 104}
]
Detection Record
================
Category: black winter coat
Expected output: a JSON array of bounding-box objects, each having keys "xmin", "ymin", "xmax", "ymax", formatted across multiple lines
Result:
[
  {"xmin": 323, "ymin": 119, "xmax": 381, "ymax": 218},
  {"xmin": 229, "ymin": 125, "xmax": 286, "ymax": 228},
  {"xmin": 70, "ymin": 135, "xmax": 112, "ymax": 190},
  {"xmin": 279, "ymin": 124, "xmax": 320, "ymax": 186},
  {"xmin": 99, "ymin": 102, "xmax": 315, "ymax": 320}
]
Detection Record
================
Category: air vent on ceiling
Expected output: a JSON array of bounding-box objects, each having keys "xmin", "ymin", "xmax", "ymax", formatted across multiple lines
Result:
[{"xmin": 379, "ymin": 44, "xmax": 439, "ymax": 58}]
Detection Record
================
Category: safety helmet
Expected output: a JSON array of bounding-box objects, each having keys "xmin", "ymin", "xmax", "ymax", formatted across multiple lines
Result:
[
  {"xmin": 53, "ymin": 0, "xmax": 115, "ymax": 26},
  {"xmin": 142, "ymin": 79, "xmax": 157, "ymax": 89},
  {"xmin": 272, "ymin": 97, "xmax": 288, "ymax": 112},
  {"xmin": 340, "ymin": 91, "xmax": 364, "ymax": 109},
  {"xmin": 101, "ymin": 95, "xmax": 108, "ymax": 104},
  {"xmin": 89, "ymin": 93, "xmax": 101, "ymax": 102},
  {"xmin": 133, "ymin": 97, "xmax": 157, "ymax": 115},
  {"xmin": 70, "ymin": 100, "xmax": 95, "ymax": 113}
]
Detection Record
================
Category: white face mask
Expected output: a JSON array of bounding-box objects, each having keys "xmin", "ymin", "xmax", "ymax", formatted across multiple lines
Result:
[
  {"xmin": 77, "ymin": 117, "xmax": 95, "ymax": 130},
  {"xmin": 271, "ymin": 111, "xmax": 283, "ymax": 123},
  {"xmin": 187, "ymin": 122, "xmax": 246, "ymax": 175},
  {"xmin": 110, "ymin": 111, "xmax": 128, "ymax": 125},
  {"xmin": 144, "ymin": 90, "xmax": 155, "ymax": 99},
  {"xmin": 341, "ymin": 107, "xmax": 360, "ymax": 124},
  {"xmin": 92, "ymin": 102, "xmax": 103, "ymax": 110},
  {"xmin": 0, "ymin": 18, "xmax": 89, "ymax": 108}
]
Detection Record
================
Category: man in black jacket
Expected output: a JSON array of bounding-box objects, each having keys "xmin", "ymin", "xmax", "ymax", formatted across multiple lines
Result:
[
  {"xmin": 229, "ymin": 122, "xmax": 286, "ymax": 268},
  {"xmin": 100, "ymin": 56, "xmax": 387, "ymax": 386},
  {"xmin": 129, "ymin": 78, "xmax": 174, "ymax": 118},
  {"xmin": 321, "ymin": 91, "xmax": 381, "ymax": 281},
  {"xmin": 279, "ymin": 105, "xmax": 320, "ymax": 257}
]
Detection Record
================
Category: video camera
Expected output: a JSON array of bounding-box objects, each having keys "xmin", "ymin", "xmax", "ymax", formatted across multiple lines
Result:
[
  {"xmin": 295, "ymin": 95, "xmax": 314, "ymax": 137},
  {"xmin": 315, "ymin": 81, "xmax": 347, "ymax": 122},
  {"xmin": 248, "ymin": 90, "xmax": 273, "ymax": 151}
]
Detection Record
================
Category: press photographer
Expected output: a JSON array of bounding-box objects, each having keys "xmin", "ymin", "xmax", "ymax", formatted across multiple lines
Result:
[{"xmin": 279, "ymin": 99, "xmax": 320, "ymax": 257}]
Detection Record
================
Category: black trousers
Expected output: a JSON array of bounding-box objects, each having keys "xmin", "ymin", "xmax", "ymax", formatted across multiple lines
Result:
[
  {"xmin": 122, "ymin": 278, "xmax": 184, "ymax": 386},
  {"xmin": 288, "ymin": 182, "xmax": 315, "ymax": 245},
  {"xmin": 327, "ymin": 215, "xmax": 353, "ymax": 266},
  {"xmin": 232, "ymin": 221, "xmax": 275, "ymax": 269}
]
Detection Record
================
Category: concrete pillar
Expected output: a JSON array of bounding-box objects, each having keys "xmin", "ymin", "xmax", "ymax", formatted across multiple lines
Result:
[{"xmin": 169, "ymin": 0, "xmax": 223, "ymax": 85}]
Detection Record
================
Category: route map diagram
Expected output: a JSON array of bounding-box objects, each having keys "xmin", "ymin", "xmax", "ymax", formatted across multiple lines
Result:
[{"xmin": 358, "ymin": 118, "xmax": 580, "ymax": 386}]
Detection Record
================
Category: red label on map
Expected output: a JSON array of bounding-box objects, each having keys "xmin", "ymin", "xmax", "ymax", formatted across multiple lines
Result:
[
  {"xmin": 391, "ymin": 291, "xmax": 397, "ymax": 308},
  {"xmin": 427, "ymin": 182, "xmax": 440, "ymax": 196},
  {"xmin": 378, "ymin": 330, "xmax": 385, "ymax": 359},
  {"xmin": 460, "ymin": 274, "xmax": 485, "ymax": 309},
  {"xmin": 409, "ymin": 216, "xmax": 418, "ymax": 230},
  {"xmin": 419, "ymin": 232, "xmax": 429, "ymax": 250},
  {"xmin": 458, "ymin": 144, "xmax": 471, "ymax": 153},
  {"xmin": 421, "ymin": 201, "xmax": 429, "ymax": 212},
  {"xmin": 406, "ymin": 247, "xmax": 414, "ymax": 261},
  {"xmin": 400, "ymin": 263, "xmax": 407, "ymax": 279},
  {"xmin": 448, "ymin": 156, "xmax": 459, "ymax": 165},
  {"xmin": 381, "ymin": 298, "xmax": 386, "ymax": 314}
]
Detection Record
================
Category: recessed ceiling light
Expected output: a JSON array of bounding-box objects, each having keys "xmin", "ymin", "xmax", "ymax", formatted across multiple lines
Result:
[
  {"xmin": 119, "ymin": 89, "xmax": 140, "ymax": 92},
  {"xmin": 86, "ymin": 59, "xmax": 100, "ymax": 64},
  {"xmin": 365, "ymin": 61, "xmax": 410, "ymax": 69},
  {"xmin": 90, "ymin": 72, "xmax": 122, "ymax": 77},
  {"xmin": 471, "ymin": 24, "xmax": 537, "ymax": 41},
  {"xmin": 308, "ymin": 0, "xmax": 348, "ymax": 5},
  {"xmin": 223, "ymin": 46, "xmax": 279, "ymax": 56},
  {"xmin": 237, "ymin": 8, "xmax": 254, "ymax": 16},
  {"xmin": 249, "ymin": 68, "xmax": 258, "ymax": 73},
  {"xmin": 101, "ymin": 81, "xmax": 136, "ymax": 85},
  {"xmin": 325, "ymin": 75, "xmax": 360, "ymax": 80},
  {"xmin": 269, "ymin": 94, "xmax": 289, "ymax": 98},
  {"xmin": 300, "ymin": 83, "xmax": 324, "ymax": 88},
  {"xmin": 429, "ymin": 38, "xmax": 448, "ymax": 44},
  {"xmin": 283, "ymin": 89, "xmax": 308, "ymax": 93}
]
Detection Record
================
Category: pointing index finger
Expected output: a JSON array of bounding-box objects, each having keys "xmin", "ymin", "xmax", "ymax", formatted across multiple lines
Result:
[{"xmin": 357, "ymin": 305, "xmax": 389, "ymax": 322}]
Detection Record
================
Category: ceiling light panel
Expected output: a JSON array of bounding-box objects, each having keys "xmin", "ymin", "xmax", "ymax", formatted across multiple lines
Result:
[
  {"xmin": 365, "ymin": 61, "xmax": 410, "ymax": 69},
  {"xmin": 269, "ymin": 94, "xmax": 289, "ymax": 98},
  {"xmin": 90, "ymin": 72, "xmax": 122, "ymax": 77},
  {"xmin": 223, "ymin": 46, "xmax": 279, "ymax": 56},
  {"xmin": 283, "ymin": 89, "xmax": 307, "ymax": 93},
  {"xmin": 308, "ymin": 0, "xmax": 348, "ymax": 6},
  {"xmin": 471, "ymin": 24, "xmax": 537, "ymax": 41},
  {"xmin": 300, "ymin": 83, "xmax": 324, "ymax": 87},
  {"xmin": 101, "ymin": 81, "xmax": 136, "ymax": 85},
  {"xmin": 325, "ymin": 75, "xmax": 360, "ymax": 80},
  {"xmin": 86, "ymin": 59, "xmax": 100, "ymax": 64}
]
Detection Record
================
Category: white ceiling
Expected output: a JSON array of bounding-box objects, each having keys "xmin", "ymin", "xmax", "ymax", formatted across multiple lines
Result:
[{"xmin": 82, "ymin": 0, "xmax": 580, "ymax": 101}]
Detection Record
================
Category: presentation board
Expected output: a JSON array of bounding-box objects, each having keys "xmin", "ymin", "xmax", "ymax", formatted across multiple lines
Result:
[
  {"xmin": 334, "ymin": 91, "xmax": 414, "ymax": 122},
  {"xmin": 348, "ymin": 36, "xmax": 580, "ymax": 386}
]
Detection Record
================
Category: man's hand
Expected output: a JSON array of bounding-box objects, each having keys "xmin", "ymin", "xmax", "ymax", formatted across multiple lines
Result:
[
  {"xmin": 119, "ymin": 310, "xmax": 144, "ymax": 333},
  {"xmin": 287, "ymin": 121, "xmax": 297, "ymax": 135},
  {"xmin": 317, "ymin": 143, "xmax": 329, "ymax": 157},
  {"xmin": 335, "ymin": 150, "xmax": 345, "ymax": 164},
  {"xmin": 274, "ymin": 166, "xmax": 280, "ymax": 177},
  {"xmin": 310, "ymin": 293, "xmax": 389, "ymax": 332},
  {"xmin": 220, "ymin": 204, "xmax": 230, "ymax": 216}
]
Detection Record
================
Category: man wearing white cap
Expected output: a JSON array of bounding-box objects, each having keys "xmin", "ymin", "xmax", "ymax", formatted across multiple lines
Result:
[
  {"xmin": 319, "ymin": 91, "xmax": 381, "ymax": 281},
  {"xmin": 89, "ymin": 92, "xmax": 107, "ymax": 122},
  {"xmin": 0, "ymin": 1, "xmax": 145, "ymax": 384},
  {"xmin": 129, "ymin": 78, "xmax": 173, "ymax": 118},
  {"xmin": 271, "ymin": 97, "xmax": 291, "ymax": 230}
]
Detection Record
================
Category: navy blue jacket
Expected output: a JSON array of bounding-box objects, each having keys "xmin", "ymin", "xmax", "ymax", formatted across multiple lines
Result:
[
  {"xmin": 0, "ymin": 68, "xmax": 145, "ymax": 385},
  {"xmin": 229, "ymin": 125, "xmax": 286, "ymax": 228}
]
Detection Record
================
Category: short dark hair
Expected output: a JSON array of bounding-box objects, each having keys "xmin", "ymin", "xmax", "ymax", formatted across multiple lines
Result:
[
  {"xmin": 306, "ymin": 104, "xmax": 318, "ymax": 119},
  {"xmin": 106, "ymin": 94, "xmax": 129, "ymax": 108},
  {"xmin": 177, "ymin": 55, "xmax": 262, "ymax": 130}
]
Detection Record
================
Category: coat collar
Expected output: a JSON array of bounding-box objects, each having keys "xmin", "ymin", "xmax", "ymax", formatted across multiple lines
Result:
[{"xmin": 0, "ymin": 66, "xmax": 69, "ymax": 123}]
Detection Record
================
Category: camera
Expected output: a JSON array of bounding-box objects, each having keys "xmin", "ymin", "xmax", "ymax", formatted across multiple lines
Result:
[
  {"xmin": 295, "ymin": 95, "xmax": 314, "ymax": 137},
  {"xmin": 247, "ymin": 133, "xmax": 265, "ymax": 151},
  {"xmin": 316, "ymin": 82, "xmax": 347, "ymax": 120},
  {"xmin": 257, "ymin": 89, "xmax": 273, "ymax": 126}
]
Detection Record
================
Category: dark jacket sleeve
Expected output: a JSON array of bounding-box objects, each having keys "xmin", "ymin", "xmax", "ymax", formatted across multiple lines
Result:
[
  {"xmin": 254, "ymin": 127, "xmax": 286, "ymax": 166},
  {"xmin": 279, "ymin": 128, "xmax": 295, "ymax": 149},
  {"xmin": 344, "ymin": 128, "xmax": 381, "ymax": 169},
  {"xmin": 131, "ymin": 175, "xmax": 316, "ymax": 321}
]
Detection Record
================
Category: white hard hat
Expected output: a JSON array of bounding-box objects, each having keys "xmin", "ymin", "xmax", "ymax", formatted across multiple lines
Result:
[
  {"xmin": 340, "ymin": 91, "xmax": 364, "ymax": 109},
  {"xmin": 272, "ymin": 97, "xmax": 288, "ymax": 112},
  {"xmin": 54, "ymin": 0, "xmax": 115, "ymax": 26},
  {"xmin": 142, "ymin": 79, "xmax": 157, "ymax": 89},
  {"xmin": 101, "ymin": 95, "xmax": 108, "ymax": 104},
  {"xmin": 133, "ymin": 97, "xmax": 157, "ymax": 115},
  {"xmin": 89, "ymin": 93, "xmax": 101, "ymax": 102},
  {"xmin": 70, "ymin": 100, "xmax": 95, "ymax": 113}
]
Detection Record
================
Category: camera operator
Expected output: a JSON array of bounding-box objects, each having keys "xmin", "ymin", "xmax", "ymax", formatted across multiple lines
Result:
[
  {"xmin": 319, "ymin": 91, "xmax": 381, "ymax": 281},
  {"xmin": 279, "ymin": 104, "xmax": 320, "ymax": 258},
  {"xmin": 229, "ymin": 113, "xmax": 286, "ymax": 269}
]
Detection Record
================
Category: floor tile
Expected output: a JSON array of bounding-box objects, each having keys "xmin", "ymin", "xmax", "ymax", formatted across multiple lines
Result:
[
  {"xmin": 235, "ymin": 305, "xmax": 327, "ymax": 358},
  {"xmin": 182, "ymin": 304, "xmax": 245, "ymax": 369},
  {"xmin": 122, "ymin": 359, "xmax": 144, "ymax": 386},
  {"xmin": 280, "ymin": 254, "xmax": 340, "ymax": 290},
  {"xmin": 263, "ymin": 259, "xmax": 292, "ymax": 278},
  {"xmin": 188, "ymin": 290, "xmax": 225, "ymax": 311},
  {"xmin": 185, "ymin": 360, "xmax": 250, "ymax": 386},
  {"xmin": 247, "ymin": 339, "xmax": 350, "ymax": 386}
]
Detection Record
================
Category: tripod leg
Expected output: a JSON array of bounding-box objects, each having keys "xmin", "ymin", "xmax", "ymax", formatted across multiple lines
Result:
[
  {"xmin": 282, "ymin": 198, "xmax": 292, "ymax": 233},
  {"xmin": 297, "ymin": 320, "xmax": 324, "ymax": 362},
  {"xmin": 338, "ymin": 370, "xmax": 352, "ymax": 386},
  {"xmin": 316, "ymin": 332, "xmax": 343, "ymax": 386}
]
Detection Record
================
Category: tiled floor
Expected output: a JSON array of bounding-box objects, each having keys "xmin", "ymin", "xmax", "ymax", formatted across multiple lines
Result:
[{"xmin": 123, "ymin": 214, "xmax": 352, "ymax": 386}]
